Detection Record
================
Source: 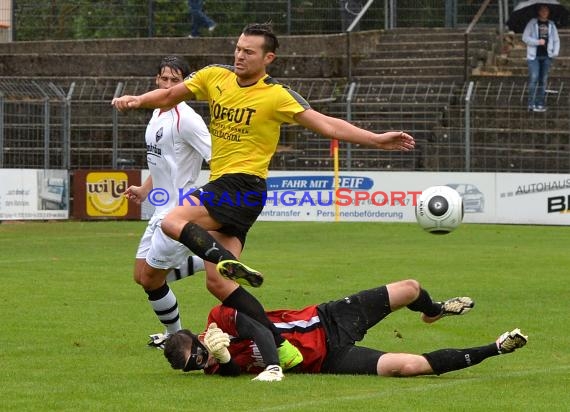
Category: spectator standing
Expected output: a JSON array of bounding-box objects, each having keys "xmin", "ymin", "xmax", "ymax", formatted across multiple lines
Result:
[{"xmin": 523, "ymin": 4, "xmax": 560, "ymax": 112}]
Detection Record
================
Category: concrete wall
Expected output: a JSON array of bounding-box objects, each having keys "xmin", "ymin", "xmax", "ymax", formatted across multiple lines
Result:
[{"xmin": 0, "ymin": 31, "xmax": 381, "ymax": 78}]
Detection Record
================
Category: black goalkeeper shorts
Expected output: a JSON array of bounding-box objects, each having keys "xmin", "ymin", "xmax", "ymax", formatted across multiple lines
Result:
[{"xmin": 318, "ymin": 285, "xmax": 392, "ymax": 375}]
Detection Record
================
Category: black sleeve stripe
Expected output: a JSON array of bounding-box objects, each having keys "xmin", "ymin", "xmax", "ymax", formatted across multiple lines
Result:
[
  {"xmin": 210, "ymin": 64, "xmax": 235, "ymax": 72},
  {"xmin": 264, "ymin": 76, "xmax": 310, "ymax": 109},
  {"xmin": 285, "ymin": 88, "xmax": 311, "ymax": 109}
]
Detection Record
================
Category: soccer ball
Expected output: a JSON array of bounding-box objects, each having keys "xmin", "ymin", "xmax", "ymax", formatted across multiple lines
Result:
[{"xmin": 415, "ymin": 185, "xmax": 463, "ymax": 234}]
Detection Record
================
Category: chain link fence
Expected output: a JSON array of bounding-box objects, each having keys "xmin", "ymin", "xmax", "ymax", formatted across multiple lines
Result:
[{"xmin": 1, "ymin": 77, "xmax": 569, "ymax": 173}]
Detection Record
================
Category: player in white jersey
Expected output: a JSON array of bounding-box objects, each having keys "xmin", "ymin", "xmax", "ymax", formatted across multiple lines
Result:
[{"xmin": 124, "ymin": 56, "xmax": 211, "ymax": 346}]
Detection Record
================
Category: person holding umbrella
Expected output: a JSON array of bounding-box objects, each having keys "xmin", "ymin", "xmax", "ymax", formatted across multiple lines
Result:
[{"xmin": 522, "ymin": 4, "xmax": 561, "ymax": 112}]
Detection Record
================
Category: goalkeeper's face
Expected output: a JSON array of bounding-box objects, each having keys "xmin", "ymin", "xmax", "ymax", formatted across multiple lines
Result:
[{"xmin": 182, "ymin": 334, "xmax": 210, "ymax": 371}]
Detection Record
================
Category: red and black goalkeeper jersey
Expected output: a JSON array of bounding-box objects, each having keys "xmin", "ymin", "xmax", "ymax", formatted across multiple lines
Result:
[{"xmin": 204, "ymin": 304, "xmax": 327, "ymax": 375}]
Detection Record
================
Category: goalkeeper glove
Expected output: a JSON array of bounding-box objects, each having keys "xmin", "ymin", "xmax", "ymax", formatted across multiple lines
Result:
[{"xmin": 203, "ymin": 322, "xmax": 231, "ymax": 364}]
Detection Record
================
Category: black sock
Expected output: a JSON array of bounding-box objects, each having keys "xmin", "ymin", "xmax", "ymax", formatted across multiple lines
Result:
[
  {"xmin": 423, "ymin": 343, "xmax": 499, "ymax": 375},
  {"xmin": 178, "ymin": 222, "xmax": 236, "ymax": 264},
  {"xmin": 406, "ymin": 288, "xmax": 442, "ymax": 317},
  {"xmin": 223, "ymin": 286, "xmax": 285, "ymax": 346}
]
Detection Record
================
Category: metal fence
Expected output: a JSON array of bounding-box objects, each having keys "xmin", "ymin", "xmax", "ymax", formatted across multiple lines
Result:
[
  {"xmin": 1, "ymin": 78, "xmax": 569, "ymax": 173},
  {"xmin": 0, "ymin": 80, "xmax": 72, "ymax": 169},
  {"xmin": 457, "ymin": 79, "xmax": 570, "ymax": 173},
  {"xmin": 2, "ymin": 0, "xmax": 504, "ymax": 41}
]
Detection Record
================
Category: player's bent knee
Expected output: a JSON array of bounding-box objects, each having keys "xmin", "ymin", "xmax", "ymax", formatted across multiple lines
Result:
[
  {"xmin": 138, "ymin": 266, "xmax": 168, "ymax": 290},
  {"xmin": 399, "ymin": 279, "xmax": 421, "ymax": 300},
  {"xmin": 404, "ymin": 279, "xmax": 421, "ymax": 292},
  {"xmin": 160, "ymin": 217, "xmax": 179, "ymax": 239},
  {"xmin": 133, "ymin": 259, "xmax": 146, "ymax": 285}
]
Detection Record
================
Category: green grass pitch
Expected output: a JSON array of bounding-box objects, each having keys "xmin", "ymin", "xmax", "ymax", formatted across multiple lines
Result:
[{"xmin": 1, "ymin": 220, "xmax": 569, "ymax": 411}]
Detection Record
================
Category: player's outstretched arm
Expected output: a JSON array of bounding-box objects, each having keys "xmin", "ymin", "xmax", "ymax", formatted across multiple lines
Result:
[
  {"xmin": 111, "ymin": 82, "xmax": 195, "ymax": 112},
  {"xmin": 295, "ymin": 109, "xmax": 415, "ymax": 151}
]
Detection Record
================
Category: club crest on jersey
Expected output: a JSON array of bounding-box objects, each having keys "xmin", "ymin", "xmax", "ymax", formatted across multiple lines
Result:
[{"xmin": 156, "ymin": 127, "xmax": 163, "ymax": 143}]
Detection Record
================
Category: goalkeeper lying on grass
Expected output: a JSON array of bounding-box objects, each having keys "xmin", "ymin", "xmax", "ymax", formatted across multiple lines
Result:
[{"xmin": 164, "ymin": 278, "xmax": 528, "ymax": 382}]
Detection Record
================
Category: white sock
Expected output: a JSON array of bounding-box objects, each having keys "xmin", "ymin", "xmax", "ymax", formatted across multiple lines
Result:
[
  {"xmin": 191, "ymin": 255, "xmax": 205, "ymax": 273},
  {"xmin": 148, "ymin": 285, "xmax": 181, "ymax": 334}
]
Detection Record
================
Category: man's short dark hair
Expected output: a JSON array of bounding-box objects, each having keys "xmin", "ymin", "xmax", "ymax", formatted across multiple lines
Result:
[
  {"xmin": 157, "ymin": 55, "xmax": 191, "ymax": 79},
  {"xmin": 242, "ymin": 23, "xmax": 279, "ymax": 53},
  {"xmin": 163, "ymin": 330, "xmax": 193, "ymax": 370}
]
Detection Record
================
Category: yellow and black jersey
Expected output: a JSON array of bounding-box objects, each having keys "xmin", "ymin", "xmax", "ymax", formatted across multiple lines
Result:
[{"xmin": 184, "ymin": 64, "xmax": 310, "ymax": 180}]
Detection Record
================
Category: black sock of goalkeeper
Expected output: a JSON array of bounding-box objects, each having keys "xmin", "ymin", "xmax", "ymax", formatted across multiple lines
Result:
[
  {"xmin": 423, "ymin": 343, "xmax": 499, "ymax": 375},
  {"xmin": 178, "ymin": 222, "xmax": 236, "ymax": 263},
  {"xmin": 223, "ymin": 286, "xmax": 285, "ymax": 346},
  {"xmin": 406, "ymin": 288, "xmax": 442, "ymax": 317}
]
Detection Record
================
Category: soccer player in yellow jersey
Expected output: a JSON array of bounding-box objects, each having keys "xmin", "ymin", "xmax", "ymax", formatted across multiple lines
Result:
[{"xmin": 112, "ymin": 23, "xmax": 415, "ymax": 371}]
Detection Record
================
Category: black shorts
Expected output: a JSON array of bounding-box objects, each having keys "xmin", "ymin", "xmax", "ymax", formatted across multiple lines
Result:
[
  {"xmin": 191, "ymin": 173, "xmax": 266, "ymax": 246},
  {"xmin": 318, "ymin": 286, "xmax": 392, "ymax": 375}
]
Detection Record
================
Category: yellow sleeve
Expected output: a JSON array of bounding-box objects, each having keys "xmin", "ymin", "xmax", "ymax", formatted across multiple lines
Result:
[
  {"xmin": 273, "ymin": 87, "xmax": 310, "ymax": 124},
  {"xmin": 184, "ymin": 67, "xmax": 212, "ymax": 101}
]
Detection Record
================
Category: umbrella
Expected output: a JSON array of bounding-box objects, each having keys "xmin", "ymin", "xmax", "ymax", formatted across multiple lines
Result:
[{"xmin": 506, "ymin": 0, "xmax": 569, "ymax": 33}]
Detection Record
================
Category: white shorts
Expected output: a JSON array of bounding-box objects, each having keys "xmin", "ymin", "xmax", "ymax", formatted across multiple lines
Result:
[{"xmin": 136, "ymin": 214, "xmax": 191, "ymax": 270}]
